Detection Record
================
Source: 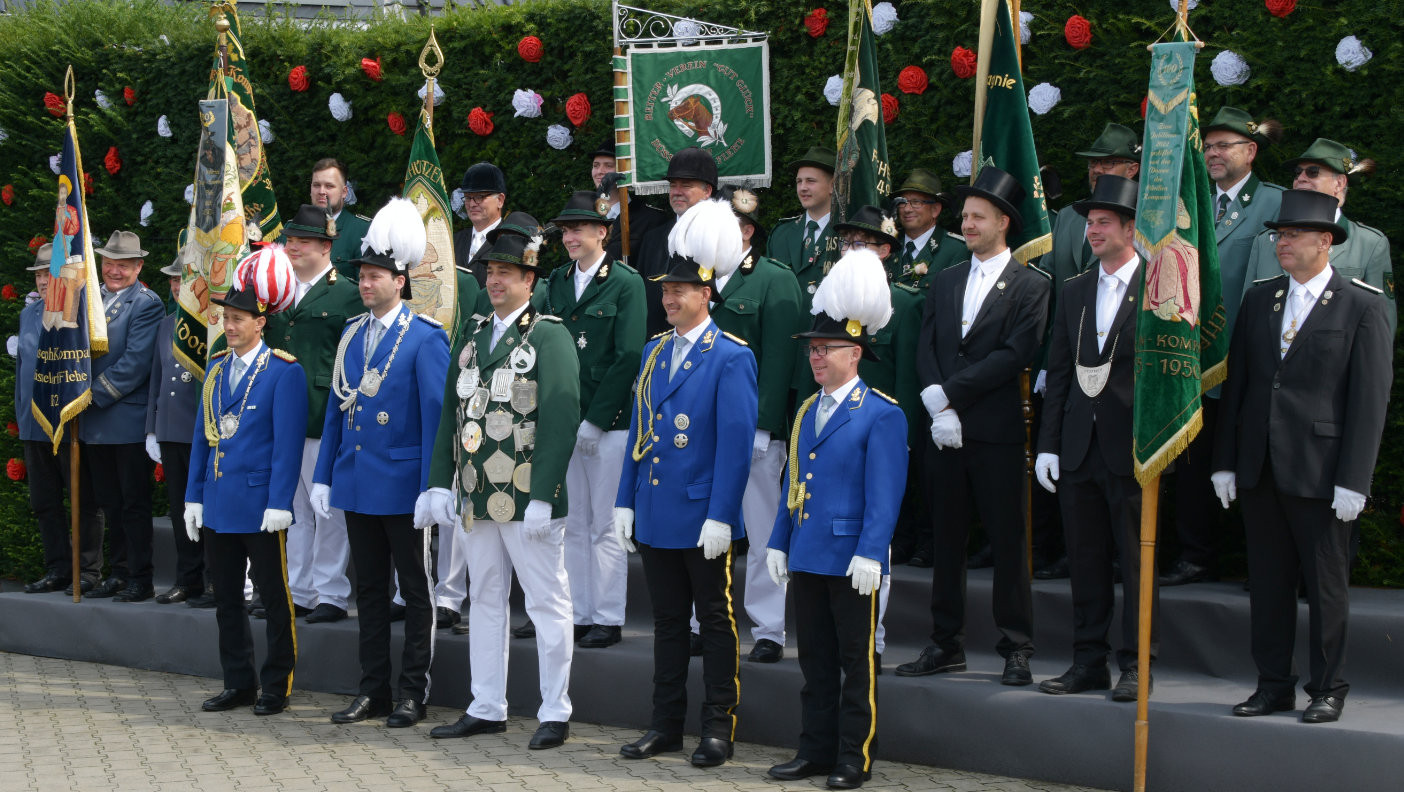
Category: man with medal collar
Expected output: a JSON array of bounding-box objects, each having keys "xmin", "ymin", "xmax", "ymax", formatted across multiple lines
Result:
[
  {"xmin": 184, "ymin": 248, "xmax": 308, "ymax": 717},
  {"xmin": 422, "ymin": 226, "xmax": 582, "ymax": 750},
  {"xmin": 266, "ymin": 203, "xmax": 364, "ymax": 625},
  {"xmin": 765, "ymin": 248, "xmax": 907, "ymax": 791},
  {"xmin": 1212, "ymin": 189, "xmax": 1393, "ymax": 725},
  {"xmin": 1034, "ymin": 175, "xmax": 1158, "ymax": 702},
  {"xmin": 544, "ymin": 189, "xmax": 647, "ymax": 650},
  {"xmin": 613, "ymin": 197, "xmax": 759, "ymax": 769},
  {"xmin": 309, "ymin": 198, "xmax": 450, "ymax": 729}
]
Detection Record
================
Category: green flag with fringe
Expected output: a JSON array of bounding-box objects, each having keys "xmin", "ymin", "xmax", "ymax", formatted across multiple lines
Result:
[{"xmin": 832, "ymin": 0, "xmax": 891, "ymax": 224}]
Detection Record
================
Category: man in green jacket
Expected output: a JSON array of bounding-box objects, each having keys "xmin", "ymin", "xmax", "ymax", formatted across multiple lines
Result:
[
  {"xmin": 889, "ymin": 168, "xmax": 966, "ymax": 290},
  {"xmin": 310, "ymin": 158, "xmax": 371, "ymax": 281}
]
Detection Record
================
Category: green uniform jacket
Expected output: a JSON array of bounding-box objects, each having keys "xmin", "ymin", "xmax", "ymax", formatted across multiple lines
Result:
[
  {"xmin": 330, "ymin": 211, "xmax": 371, "ymax": 281},
  {"xmin": 545, "ymin": 258, "xmax": 646, "ymax": 432},
  {"xmin": 769, "ymin": 213, "xmax": 839, "ymax": 392},
  {"xmin": 428, "ymin": 306, "xmax": 581, "ymax": 521},
  {"xmin": 1215, "ymin": 174, "xmax": 1285, "ymax": 333},
  {"xmin": 858, "ymin": 283, "xmax": 924, "ymax": 448},
  {"xmin": 711, "ymin": 253, "xmax": 804, "ymax": 437},
  {"xmin": 1244, "ymin": 214, "xmax": 1396, "ymax": 336},
  {"xmin": 264, "ymin": 267, "xmax": 364, "ymax": 438},
  {"xmin": 889, "ymin": 230, "xmax": 968, "ymax": 290},
  {"xmin": 1034, "ymin": 206, "xmax": 1097, "ymax": 369}
]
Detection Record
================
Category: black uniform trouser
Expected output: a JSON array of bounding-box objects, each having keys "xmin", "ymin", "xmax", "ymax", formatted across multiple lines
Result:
[
  {"xmin": 792, "ymin": 571, "xmax": 879, "ymax": 773},
  {"xmin": 345, "ymin": 511, "xmax": 434, "ymax": 702},
  {"xmin": 1029, "ymin": 392, "xmax": 1065, "ymax": 565},
  {"xmin": 1170, "ymin": 397, "xmax": 1219, "ymax": 568},
  {"xmin": 926, "ymin": 438, "xmax": 1034, "ymax": 658},
  {"xmin": 86, "ymin": 442, "xmax": 153, "ymax": 584},
  {"xmin": 890, "ymin": 447, "xmax": 931, "ymax": 559},
  {"xmin": 209, "ymin": 529, "xmax": 297, "ymax": 695},
  {"xmin": 23, "ymin": 439, "xmax": 103, "ymax": 580},
  {"xmin": 1060, "ymin": 434, "xmax": 1158, "ymax": 671},
  {"xmin": 1240, "ymin": 462, "xmax": 1350, "ymax": 701},
  {"xmin": 159, "ymin": 441, "xmax": 207, "ymax": 590},
  {"xmin": 637, "ymin": 542, "xmax": 739, "ymax": 739}
]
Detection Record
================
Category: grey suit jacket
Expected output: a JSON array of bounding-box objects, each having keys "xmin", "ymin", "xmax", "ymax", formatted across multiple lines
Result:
[
  {"xmin": 145, "ymin": 312, "xmax": 200, "ymax": 444},
  {"xmin": 80, "ymin": 283, "xmax": 164, "ymax": 445}
]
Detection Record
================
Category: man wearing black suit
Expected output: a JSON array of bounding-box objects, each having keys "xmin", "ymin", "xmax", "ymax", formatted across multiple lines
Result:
[
  {"xmin": 1212, "ymin": 189, "xmax": 1392, "ymax": 725},
  {"xmin": 1033, "ymin": 176, "xmax": 1156, "ymax": 702},
  {"xmin": 897, "ymin": 167, "xmax": 1050, "ymax": 686},
  {"xmin": 632, "ymin": 147, "xmax": 716, "ymax": 338},
  {"xmin": 589, "ymin": 142, "xmax": 668, "ymax": 268},
  {"xmin": 452, "ymin": 162, "xmax": 507, "ymax": 318}
]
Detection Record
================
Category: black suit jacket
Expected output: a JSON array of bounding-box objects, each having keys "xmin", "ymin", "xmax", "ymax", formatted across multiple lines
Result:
[
  {"xmin": 634, "ymin": 213, "xmax": 679, "ymax": 338},
  {"xmin": 1213, "ymin": 271, "xmax": 1392, "ymax": 499},
  {"xmin": 917, "ymin": 255, "xmax": 1050, "ymax": 444},
  {"xmin": 1037, "ymin": 263, "xmax": 1138, "ymax": 475},
  {"xmin": 452, "ymin": 227, "xmax": 491, "ymax": 288},
  {"xmin": 606, "ymin": 196, "xmax": 668, "ymax": 268}
]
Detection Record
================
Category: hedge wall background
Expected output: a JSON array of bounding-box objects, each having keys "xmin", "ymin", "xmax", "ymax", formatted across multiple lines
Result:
[{"xmin": 0, "ymin": 0, "xmax": 1400, "ymax": 583}]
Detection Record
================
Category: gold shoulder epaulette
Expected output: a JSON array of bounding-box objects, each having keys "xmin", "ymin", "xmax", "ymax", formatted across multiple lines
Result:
[
  {"xmin": 414, "ymin": 313, "xmax": 443, "ymax": 328},
  {"xmin": 649, "ymin": 330, "xmax": 670, "ymax": 340},
  {"xmin": 1252, "ymin": 273, "xmax": 1288, "ymax": 285},
  {"xmin": 1352, "ymin": 278, "xmax": 1384, "ymax": 295},
  {"xmin": 345, "ymin": 312, "xmax": 366, "ymax": 324},
  {"xmin": 869, "ymin": 388, "xmax": 899, "ymax": 405},
  {"xmin": 271, "ymin": 348, "xmax": 297, "ymax": 363},
  {"xmin": 722, "ymin": 331, "xmax": 748, "ymax": 346},
  {"xmin": 210, "ymin": 349, "xmax": 230, "ymax": 359}
]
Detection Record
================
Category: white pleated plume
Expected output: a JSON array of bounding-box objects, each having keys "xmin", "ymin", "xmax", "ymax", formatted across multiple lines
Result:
[
  {"xmin": 810, "ymin": 248, "xmax": 893, "ymax": 333},
  {"xmin": 361, "ymin": 196, "xmax": 427, "ymax": 267},
  {"xmin": 667, "ymin": 197, "xmax": 743, "ymax": 279}
]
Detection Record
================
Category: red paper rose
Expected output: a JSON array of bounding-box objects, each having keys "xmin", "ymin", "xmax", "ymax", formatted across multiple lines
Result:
[
  {"xmin": 83, "ymin": 172, "xmax": 94, "ymax": 196},
  {"xmin": 288, "ymin": 65, "xmax": 309, "ymax": 92},
  {"xmin": 43, "ymin": 91, "xmax": 65, "ymax": 117},
  {"xmin": 805, "ymin": 8, "xmax": 829, "ymax": 38},
  {"xmin": 361, "ymin": 57, "xmax": 382, "ymax": 82},
  {"xmin": 4, "ymin": 421, "xmax": 16, "ymax": 436},
  {"xmin": 28, "ymin": 235, "xmax": 48, "ymax": 253},
  {"xmin": 1140, "ymin": 95, "xmax": 1149, "ymax": 119},
  {"xmin": 1064, "ymin": 15, "xmax": 1092, "ymax": 49},
  {"xmin": 104, "ymin": 147, "xmax": 122, "ymax": 176},
  {"xmin": 951, "ymin": 46, "xmax": 977, "ymax": 79},
  {"xmin": 897, "ymin": 66, "xmax": 928, "ymax": 95},
  {"xmin": 565, "ymin": 92, "xmax": 592, "ymax": 127},
  {"xmin": 387, "ymin": 112, "xmax": 407, "ymax": 135},
  {"xmin": 123, "ymin": 86, "xmax": 135, "ymax": 106},
  {"xmin": 1, "ymin": 185, "xmax": 12, "ymax": 206},
  {"xmin": 1, "ymin": 285, "xmax": 15, "ymax": 301},
  {"xmin": 468, "ymin": 107, "xmax": 494, "ymax": 136},
  {"xmin": 154, "ymin": 463, "xmax": 165, "ymax": 483},
  {"xmin": 881, "ymin": 93, "xmax": 898, "ymax": 124},
  {"xmin": 518, "ymin": 35, "xmax": 543, "ymax": 63},
  {"xmin": 6, "ymin": 458, "xmax": 25, "ymax": 481},
  {"xmin": 1265, "ymin": 0, "xmax": 1296, "ymax": 16}
]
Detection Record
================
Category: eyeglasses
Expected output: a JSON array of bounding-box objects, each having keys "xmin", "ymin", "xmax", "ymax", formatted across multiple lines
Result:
[
  {"xmin": 463, "ymin": 192, "xmax": 498, "ymax": 204},
  {"xmin": 1268, "ymin": 229, "xmax": 1319, "ymax": 243},
  {"xmin": 1204, "ymin": 140, "xmax": 1252, "ymax": 153},
  {"xmin": 1292, "ymin": 165, "xmax": 1329, "ymax": 179},
  {"xmin": 839, "ymin": 239, "xmax": 872, "ymax": 251},
  {"xmin": 808, "ymin": 343, "xmax": 858, "ymax": 358},
  {"xmin": 893, "ymin": 197, "xmax": 938, "ymax": 207}
]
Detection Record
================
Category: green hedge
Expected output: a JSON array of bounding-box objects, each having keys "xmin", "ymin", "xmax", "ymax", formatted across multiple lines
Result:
[{"xmin": 0, "ymin": 0, "xmax": 1400, "ymax": 584}]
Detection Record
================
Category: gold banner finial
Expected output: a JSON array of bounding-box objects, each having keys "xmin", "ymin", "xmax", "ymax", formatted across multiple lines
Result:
[
  {"xmin": 63, "ymin": 65, "xmax": 75, "ymax": 119},
  {"xmin": 419, "ymin": 28, "xmax": 444, "ymax": 79}
]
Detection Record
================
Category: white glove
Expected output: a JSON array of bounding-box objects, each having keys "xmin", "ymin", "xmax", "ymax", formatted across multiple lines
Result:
[
  {"xmin": 930, "ymin": 409, "xmax": 963, "ymax": 449},
  {"xmin": 310, "ymin": 483, "xmax": 332, "ymax": 521},
  {"xmin": 259, "ymin": 508, "xmax": 293, "ymax": 533},
  {"xmin": 846, "ymin": 555, "xmax": 883, "ymax": 596},
  {"xmin": 424, "ymin": 487, "xmax": 461, "ymax": 533},
  {"xmin": 1034, "ymin": 370, "xmax": 1048, "ymax": 395},
  {"xmin": 412, "ymin": 490, "xmax": 435, "ymax": 530},
  {"xmin": 1035, "ymin": 453, "xmax": 1060, "ymax": 494},
  {"xmin": 523, "ymin": 499, "xmax": 553, "ymax": 542},
  {"xmin": 920, "ymin": 384, "xmax": 949, "ymax": 419},
  {"xmin": 145, "ymin": 434, "xmax": 162, "ymax": 464},
  {"xmin": 575, "ymin": 421, "xmax": 604, "ymax": 457},
  {"xmin": 613, "ymin": 507, "xmax": 636, "ymax": 553},
  {"xmin": 183, "ymin": 502, "xmax": 203, "ymax": 543},
  {"xmin": 766, "ymin": 548, "xmax": 789, "ymax": 587},
  {"xmin": 698, "ymin": 519, "xmax": 732, "ymax": 560},
  {"xmin": 752, "ymin": 429, "xmax": 771, "ymax": 461},
  {"xmin": 1210, "ymin": 471, "xmax": 1237, "ymax": 509},
  {"xmin": 1332, "ymin": 486, "xmax": 1366, "ymax": 522}
]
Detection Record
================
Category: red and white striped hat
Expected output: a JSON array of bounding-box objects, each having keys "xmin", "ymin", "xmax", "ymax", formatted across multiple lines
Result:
[{"xmin": 230, "ymin": 245, "xmax": 296, "ymax": 315}]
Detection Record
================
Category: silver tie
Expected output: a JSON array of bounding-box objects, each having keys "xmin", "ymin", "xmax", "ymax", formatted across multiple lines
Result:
[{"xmin": 815, "ymin": 394, "xmax": 836, "ymax": 436}]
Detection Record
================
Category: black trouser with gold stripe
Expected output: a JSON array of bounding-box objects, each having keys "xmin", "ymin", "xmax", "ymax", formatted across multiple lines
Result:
[
  {"xmin": 791, "ymin": 571, "xmax": 879, "ymax": 773},
  {"xmin": 209, "ymin": 529, "xmax": 297, "ymax": 696},
  {"xmin": 637, "ymin": 543, "xmax": 739, "ymax": 740}
]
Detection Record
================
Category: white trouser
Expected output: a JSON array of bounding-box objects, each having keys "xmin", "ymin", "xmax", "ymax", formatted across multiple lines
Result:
[
  {"xmin": 463, "ymin": 517, "xmax": 574, "ymax": 723},
  {"xmin": 287, "ymin": 438, "xmax": 350, "ymax": 610},
  {"xmin": 563, "ymin": 430, "xmax": 629, "ymax": 627},
  {"xmin": 435, "ymin": 522, "xmax": 469, "ymax": 611},
  {"xmin": 741, "ymin": 439, "xmax": 788, "ymax": 645}
]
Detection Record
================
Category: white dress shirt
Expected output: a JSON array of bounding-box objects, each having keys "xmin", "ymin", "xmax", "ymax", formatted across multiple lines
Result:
[
  {"xmin": 961, "ymin": 249, "xmax": 1012, "ymax": 337},
  {"xmin": 1281, "ymin": 265, "xmax": 1333, "ymax": 358},
  {"xmin": 490, "ymin": 302, "xmax": 530, "ymax": 352},
  {"xmin": 294, "ymin": 264, "xmax": 334, "ymax": 308},
  {"xmin": 1095, "ymin": 257, "xmax": 1138, "ymax": 353},
  {"xmin": 574, "ymin": 253, "xmax": 606, "ymax": 300},
  {"xmin": 668, "ymin": 319, "xmax": 710, "ymax": 381},
  {"xmin": 469, "ymin": 218, "xmax": 503, "ymax": 260}
]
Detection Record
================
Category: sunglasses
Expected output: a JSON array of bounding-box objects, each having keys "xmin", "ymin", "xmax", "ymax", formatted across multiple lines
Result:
[{"xmin": 1292, "ymin": 165, "xmax": 1330, "ymax": 179}]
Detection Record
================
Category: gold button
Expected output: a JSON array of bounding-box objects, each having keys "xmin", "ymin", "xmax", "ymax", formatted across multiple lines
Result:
[
  {"xmin": 572, "ymin": 315, "xmax": 578, "ymax": 321},
  {"xmin": 355, "ymin": 426, "xmax": 361, "ymax": 431},
  {"xmin": 805, "ymin": 472, "xmax": 812, "ymax": 480},
  {"xmin": 803, "ymin": 513, "xmax": 810, "ymax": 520},
  {"xmin": 652, "ymin": 479, "xmax": 659, "ymax": 485},
  {"xmin": 652, "ymin": 457, "xmax": 660, "ymax": 463},
  {"xmin": 808, "ymin": 452, "xmax": 816, "ymax": 460},
  {"xmin": 355, "ymin": 445, "xmax": 361, "ymax": 451},
  {"xmin": 656, "ymin": 413, "xmax": 663, "ymax": 420},
  {"xmin": 805, "ymin": 492, "xmax": 811, "ymax": 500},
  {"xmin": 321, "ymin": 311, "xmax": 328, "ymax": 317},
  {"xmin": 653, "ymin": 435, "xmax": 659, "ymax": 442}
]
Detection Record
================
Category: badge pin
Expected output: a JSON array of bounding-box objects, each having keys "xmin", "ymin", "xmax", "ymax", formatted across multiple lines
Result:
[
  {"xmin": 510, "ymin": 379, "xmax": 538, "ymax": 415},
  {"xmin": 1274, "ymin": 290, "xmax": 1285, "ymax": 299},
  {"xmin": 490, "ymin": 368, "xmax": 513, "ymax": 401},
  {"xmin": 674, "ymin": 414, "xmax": 690, "ymax": 430},
  {"xmin": 486, "ymin": 491, "xmax": 515, "ymax": 524},
  {"xmin": 466, "ymin": 387, "xmax": 490, "ymax": 420},
  {"xmin": 376, "ymin": 411, "xmax": 389, "ymax": 425},
  {"xmin": 996, "ymin": 281, "xmax": 1006, "ymax": 290},
  {"xmin": 462, "ymin": 421, "xmax": 484, "ymax": 454},
  {"xmin": 512, "ymin": 463, "xmax": 532, "ymax": 493},
  {"xmin": 807, "ymin": 283, "xmax": 817, "ymax": 294},
  {"xmin": 483, "ymin": 450, "xmax": 515, "ymax": 485},
  {"xmin": 576, "ymin": 333, "xmax": 588, "ymax": 350},
  {"xmin": 180, "ymin": 371, "xmax": 193, "ymax": 383},
  {"xmin": 1273, "ymin": 303, "xmax": 1282, "ymax": 312},
  {"xmin": 485, "ymin": 409, "xmax": 513, "ymax": 442},
  {"xmin": 673, "ymin": 433, "xmax": 689, "ymax": 449},
  {"xmin": 683, "ymin": 361, "xmax": 692, "ymax": 370},
  {"xmin": 460, "ymin": 462, "xmax": 477, "ymax": 493},
  {"xmin": 513, "ymin": 421, "xmax": 536, "ymax": 451},
  {"xmin": 509, "ymin": 344, "xmax": 537, "ymax": 373}
]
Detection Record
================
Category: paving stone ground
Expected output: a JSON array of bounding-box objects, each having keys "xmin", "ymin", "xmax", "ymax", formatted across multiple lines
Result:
[{"xmin": 0, "ymin": 651, "xmax": 1107, "ymax": 792}]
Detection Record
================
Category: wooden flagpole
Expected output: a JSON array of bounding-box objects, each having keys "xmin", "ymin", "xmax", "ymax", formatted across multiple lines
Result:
[
  {"xmin": 614, "ymin": 46, "xmax": 632, "ymax": 266},
  {"xmin": 70, "ymin": 419, "xmax": 81, "ymax": 603},
  {"xmin": 1133, "ymin": 475, "xmax": 1158, "ymax": 791}
]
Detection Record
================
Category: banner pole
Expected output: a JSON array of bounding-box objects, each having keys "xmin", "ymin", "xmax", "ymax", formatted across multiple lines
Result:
[
  {"xmin": 1133, "ymin": 473, "xmax": 1160, "ymax": 791},
  {"xmin": 70, "ymin": 418, "xmax": 81, "ymax": 603}
]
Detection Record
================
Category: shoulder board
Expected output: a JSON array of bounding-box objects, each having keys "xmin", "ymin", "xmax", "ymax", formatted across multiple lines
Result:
[
  {"xmin": 721, "ymin": 331, "xmax": 748, "ymax": 346},
  {"xmin": 210, "ymin": 349, "xmax": 230, "ymax": 359},
  {"xmin": 414, "ymin": 313, "xmax": 443, "ymax": 328},
  {"xmin": 869, "ymin": 388, "xmax": 899, "ymax": 405},
  {"xmin": 649, "ymin": 330, "xmax": 670, "ymax": 340},
  {"xmin": 945, "ymin": 232, "xmax": 964, "ymax": 242},
  {"xmin": 354, "ymin": 213, "xmax": 372, "ymax": 222},
  {"xmin": 271, "ymin": 348, "xmax": 297, "ymax": 363},
  {"xmin": 893, "ymin": 282, "xmax": 920, "ymax": 294},
  {"xmin": 1026, "ymin": 264, "xmax": 1053, "ymax": 280},
  {"xmin": 778, "ymin": 214, "xmax": 802, "ymax": 224},
  {"xmin": 615, "ymin": 261, "xmax": 639, "ymax": 275},
  {"xmin": 760, "ymin": 255, "xmax": 794, "ymax": 272},
  {"xmin": 1252, "ymin": 273, "xmax": 1288, "ymax": 286},
  {"xmin": 1065, "ymin": 267, "xmax": 1095, "ymax": 283},
  {"xmin": 1352, "ymin": 278, "xmax": 1384, "ymax": 295},
  {"xmin": 1348, "ymin": 219, "xmax": 1387, "ymax": 239},
  {"xmin": 344, "ymin": 312, "xmax": 367, "ymax": 324}
]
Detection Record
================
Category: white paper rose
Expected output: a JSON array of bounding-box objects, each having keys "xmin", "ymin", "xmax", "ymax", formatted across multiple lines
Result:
[
  {"xmin": 184, "ymin": 183, "xmax": 195, "ymax": 205},
  {"xmin": 1019, "ymin": 11, "xmax": 1033, "ymax": 44},
  {"xmin": 329, "ymin": 93, "xmax": 353, "ymax": 122},
  {"xmin": 258, "ymin": 119, "xmax": 274, "ymax": 144},
  {"xmin": 953, "ymin": 150, "xmax": 974, "ymax": 178},
  {"xmin": 873, "ymin": 3, "xmax": 898, "ymax": 35},
  {"xmin": 546, "ymin": 124, "xmax": 574, "ymax": 150},
  {"xmin": 512, "ymin": 89, "xmax": 544, "ymax": 118},
  {"xmin": 824, "ymin": 74, "xmax": 844, "ymax": 106},
  {"xmin": 673, "ymin": 19, "xmax": 700, "ymax": 46},
  {"xmin": 50, "ymin": 154, "xmax": 62, "ymax": 175},
  {"xmin": 157, "ymin": 115, "xmax": 172, "ymax": 138},
  {"xmin": 1210, "ymin": 50, "xmax": 1250, "ymax": 86},
  {"xmin": 418, "ymin": 80, "xmax": 445, "ymax": 107},
  {"xmin": 1028, "ymin": 82, "xmax": 1062, "ymax": 115},
  {"xmin": 451, "ymin": 188, "xmax": 467, "ymax": 219},
  {"xmin": 345, "ymin": 181, "xmax": 358, "ymax": 206},
  {"xmin": 1335, "ymin": 36, "xmax": 1372, "ymax": 72},
  {"xmin": 139, "ymin": 200, "xmax": 154, "ymax": 227},
  {"xmin": 95, "ymin": 89, "xmax": 111, "ymax": 110}
]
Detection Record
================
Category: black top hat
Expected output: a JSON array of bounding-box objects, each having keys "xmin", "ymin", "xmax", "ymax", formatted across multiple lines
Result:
[
  {"xmin": 834, "ymin": 205, "xmax": 899, "ymax": 249},
  {"xmin": 788, "ymin": 145, "xmax": 837, "ymax": 174},
  {"xmin": 283, "ymin": 203, "xmax": 338, "ymax": 240},
  {"xmin": 551, "ymin": 190, "xmax": 611, "ymax": 226},
  {"xmin": 649, "ymin": 253, "xmax": 724, "ymax": 302},
  {"xmin": 666, "ymin": 147, "xmax": 718, "ymax": 189},
  {"xmin": 483, "ymin": 232, "xmax": 548, "ymax": 276},
  {"xmin": 796, "ymin": 314, "xmax": 881, "ymax": 362},
  {"xmin": 351, "ymin": 252, "xmax": 414, "ymax": 299},
  {"xmin": 720, "ymin": 186, "xmax": 767, "ymax": 252},
  {"xmin": 894, "ymin": 168, "xmax": 953, "ymax": 209},
  {"xmin": 1073, "ymin": 175, "xmax": 1138, "ymax": 219},
  {"xmin": 487, "ymin": 211, "xmax": 542, "ymax": 244},
  {"xmin": 212, "ymin": 283, "xmax": 269, "ymax": 317},
  {"xmin": 954, "ymin": 166, "xmax": 1025, "ymax": 235},
  {"xmin": 461, "ymin": 162, "xmax": 506, "ymax": 194},
  {"xmin": 1264, "ymin": 189, "xmax": 1347, "ymax": 245},
  {"xmin": 590, "ymin": 141, "xmax": 616, "ymax": 161}
]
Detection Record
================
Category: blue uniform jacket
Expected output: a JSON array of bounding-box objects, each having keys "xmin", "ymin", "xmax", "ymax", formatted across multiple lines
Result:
[
  {"xmin": 313, "ymin": 305, "xmax": 449, "ymax": 515},
  {"xmin": 15, "ymin": 300, "xmax": 45, "ymax": 443},
  {"xmin": 616, "ymin": 319, "xmax": 758, "ymax": 548},
  {"xmin": 769, "ymin": 380, "xmax": 908, "ymax": 576},
  {"xmin": 187, "ymin": 344, "xmax": 308, "ymax": 533},
  {"xmin": 81, "ymin": 283, "xmax": 164, "ymax": 444}
]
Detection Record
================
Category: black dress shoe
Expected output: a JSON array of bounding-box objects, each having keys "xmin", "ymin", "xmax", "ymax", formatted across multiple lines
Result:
[
  {"xmin": 579, "ymin": 625, "xmax": 623, "ymax": 648},
  {"xmin": 690, "ymin": 736, "xmax": 733, "ymax": 767},
  {"xmin": 747, "ymin": 638, "xmax": 783, "ymax": 663},
  {"xmin": 113, "ymin": 582, "xmax": 155, "ymax": 602},
  {"xmin": 386, "ymin": 698, "xmax": 426, "ymax": 728},
  {"xmin": 1232, "ymin": 689, "xmax": 1295, "ymax": 717},
  {"xmin": 331, "ymin": 695, "xmax": 392, "ymax": 723},
  {"xmin": 202, "ymin": 688, "xmax": 257, "ymax": 712},
  {"xmin": 64, "ymin": 577, "xmax": 97, "ymax": 596},
  {"xmin": 253, "ymin": 694, "xmax": 287, "ymax": 715},
  {"xmin": 1033, "ymin": 556, "xmax": 1070, "ymax": 580},
  {"xmin": 155, "ymin": 586, "xmax": 194, "ymax": 604},
  {"xmin": 529, "ymin": 721, "xmax": 569, "ymax": 749},
  {"xmin": 689, "ymin": 632, "xmax": 704, "ymax": 656},
  {"xmin": 187, "ymin": 590, "xmax": 217, "ymax": 609},
  {"xmin": 1112, "ymin": 669, "xmax": 1151, "ymax": 702},
  {"xmin": 88, "ymin": 577, "xmax": 128, "ymax": 598},
  {"xmin": 1038, "ymin": 663, "xmax": 1111, "ymax": 695},
  {"xmin": 769, "ymin": 757, "xmax": 834, "ymax": 780},
  {"xmin": 827, "ymin": 763, "xmax": 872, "ymax": 789},
  {"xmin": 293, "ymin": 604, "xmax": 314, "ymax": 617},
  {"xmin": 24, "ymin": 572, "xmax": 70, "ymax": 594},
  {"xmin": 512, "ymin": 619, "xmax": 535, "ymax": 639},
  {"xmin": 619, "ymin": 729, "xmax": 683, "ymax": 759},
  {"xmin": 906, "ymin": 549, "xmax": 933, "ymax": 568},
  {"xmin": 1159, "ymin": 559, "xmax": 1216, "ymax": 587},
  {"xmin": 967, "ymin": 545, "xmax": 993, "ymax": 569},
  {"xmin": 429, "ymin": 714, "xmax": 506, "ymax": 738},
  {"xmin": 1001, "ymin": 653, "xmax": 1033, "ymax": 686},
  {"xmin": 451, "ymin": 621, "xmax": 471, "ymax": 635},
  {"xmin": 437, "ymin": 607, "xmax": 461, "ymax": 628},
  {"xmin": 894, "ymin": 645, "xmax": 966, "ymax": 677},
  {"xmin": 574, "ymin": 623, "xmax": 592, "ymax": 641},
  {"xmin": 388, "ymin": 603, "xmax": 406, "ymax": 622},
  {"xmin": 305, "ymin": 604, "xmax": 347, "ymax": 623},
  {"xmin": 1302, "ymin": 695, "xmax": 1344, "ymax": 723}
]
